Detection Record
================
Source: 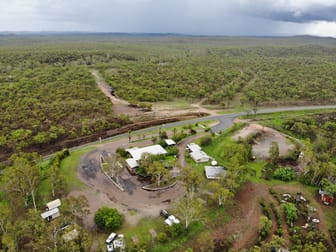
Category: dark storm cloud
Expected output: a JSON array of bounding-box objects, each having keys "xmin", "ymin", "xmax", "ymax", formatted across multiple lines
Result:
[
  {"xmin": 241, "ymin": 0, "xmax": 336, "ymax": 23},
  {"xmin": 0, "ymin": 0, "xmax": 335, "ymax": 37},
  {"xmin": 268, "ymin": 8, "xmax": 336, "ymax": 23}
]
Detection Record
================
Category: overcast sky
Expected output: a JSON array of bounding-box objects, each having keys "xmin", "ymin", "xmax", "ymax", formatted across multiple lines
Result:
[{"xmin": 0, "ymin": 0, "xmax": 335, "ymax": 37}]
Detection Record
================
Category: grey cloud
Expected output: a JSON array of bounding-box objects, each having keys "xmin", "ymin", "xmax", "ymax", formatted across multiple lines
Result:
[
  {"xmin": 0, "ymin": 0, "xmax": 335, "ymax": 37},
  {"xmin": 241, "ymin": 1, "xmax": 336, "ymax": 23}
]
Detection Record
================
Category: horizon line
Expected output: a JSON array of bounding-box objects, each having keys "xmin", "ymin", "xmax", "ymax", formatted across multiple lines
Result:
[{"xmin": 0, "ymin": 31, "xmax": 335, "ymax": 39}]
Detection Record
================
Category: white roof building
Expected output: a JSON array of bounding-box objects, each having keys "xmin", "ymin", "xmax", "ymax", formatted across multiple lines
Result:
[
  {"xmin": 41, "ymin": 207, "xmax": 60, "ymax": 220},
  {"xmin": 186, "ymin": 143, "xmax": 202, "ymax": 153},
  {"xmin": 190, "ymin": 150, "xmax": 210, "ymax": 163},
  {"xmin": 46, "ymin": 199, "xmax": 61, "ymax": 210},
  {"xmin": 125, "ymin": 158, "xmax": 138, "ymax": 169},
  {"xmin": 165, "ymin": 139, "xmax": 176, "ymax": 146},
  {"xmin": 204, "ymin": 166, "xmax": 227, "ymax": 179},
  {"xmin": 126, "ymin": 145, "xmax": 167, "ymax": 161}
]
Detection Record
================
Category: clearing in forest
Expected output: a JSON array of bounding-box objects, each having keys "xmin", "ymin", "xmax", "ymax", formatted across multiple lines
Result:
[{"xmin": 233, "ymin": 123, "xmax": 296, "ymax": 159}]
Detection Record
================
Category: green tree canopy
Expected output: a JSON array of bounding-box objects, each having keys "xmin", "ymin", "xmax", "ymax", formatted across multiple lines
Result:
[{"xmin": 94, "ymin": 207, "xmax": 123, "ymax": 231}]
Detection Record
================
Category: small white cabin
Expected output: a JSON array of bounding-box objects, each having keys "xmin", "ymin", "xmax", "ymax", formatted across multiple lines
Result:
[
  {"xmin": 190, "ymin": 151, "xmax": 210, "ymax": 163},
  {"xmin": 46, "ymin": 199, "xmax": 61, "ymax": 210},
  {"xmin": 41, "ymin": 207, "xmax": 60, "ymax": 221},
  {"xmin": 165, "ymin": 139, "xmax": 176, "ymax": 146}
]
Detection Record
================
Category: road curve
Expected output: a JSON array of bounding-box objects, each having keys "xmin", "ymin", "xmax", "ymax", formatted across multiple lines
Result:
[
  {"xmin": 160, "ymin": 104, "xmax": 336, "ymax": 133},
  {"xmin": 49, "ymin": 104, "xmax": 336, "ymax": 157}
]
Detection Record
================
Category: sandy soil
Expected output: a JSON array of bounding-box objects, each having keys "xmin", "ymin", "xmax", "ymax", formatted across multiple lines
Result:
[
  {"xmin": 233, "ymin": 123, "xmax": 296, "ymax": 159},
  {"xmin": 91, "ymin": 70, "xmax": 147, "ymax": 119},
  {"xmin": 92, "ymin": 69, "xmax": 220, "ymax": 121}
]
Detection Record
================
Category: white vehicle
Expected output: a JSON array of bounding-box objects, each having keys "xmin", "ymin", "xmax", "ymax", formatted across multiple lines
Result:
[
  {"xmin": 113, "ymin": 234, "xmax": 125, "ymax": 251},
  {"xmin": 165, "ymin": 215, "xmax": 180, "ymax": 226},
  {"xmin": 106, "ymin": 243, "xmax": 114, "ymax": 252},
  {"xmin": 282, "ymin": 194, "xmax": 292, "ymax": 198},
  {"xmin": 106, "ymin": 232, "xmax": 117, "ymax": 244}
]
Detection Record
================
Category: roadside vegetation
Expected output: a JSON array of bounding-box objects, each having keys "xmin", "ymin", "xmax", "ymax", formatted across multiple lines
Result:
[
  {"xmin": 1, "ymin": 35, "xmax": 336, "ymax": 159},
  {"xmin": 1, "ymin": 34, "xmax": 336, "ymax": 251}
]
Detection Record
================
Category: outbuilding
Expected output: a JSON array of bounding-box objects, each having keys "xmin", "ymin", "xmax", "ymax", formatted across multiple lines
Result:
[
  {"xmin": 204, "ymin": 166, "xmax": 227, "ymax": 179},
  {"xmin": 125, "ymin": 158, "xmax": 139, "ymax": 175},
  {"xmin": 190, "ymin": 150, "xmax": 210, "ymax": 163},
  {"xmin": 126, "ymin": 145, "xmax": 167, "ymax": 161},
  {"xmin": 46, "ymin": 199, "xmax": 61, "ymax": 211},
  {"xmin": 319, "ymin": 189, "xmax": 334, "ymax": 205},
  {"xmin": 41, "ymin": 207, "xmax": 60, "ymax": 221},
  {"xmin": 186, "ymin": 143, "xmax": 202, "ymax": 153},
  {"xmin": 165, "ymin": 139, "xmax": 176, "ymax": 146}
]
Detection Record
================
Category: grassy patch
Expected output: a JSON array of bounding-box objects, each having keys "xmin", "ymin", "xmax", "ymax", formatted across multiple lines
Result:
[
  {"xmin": 117, "ymin": 217, "xmax": 204, "ymax": 252},
  {"xmin": 131, "ymin": 119, "xmax": 218, "ymax": 141},
  {"xmin": 120, "ymin": 217, "xmax": 161, "ymax": 246},
  {"xmin": 200, "ymin": 123, "xmax": 246, "ymax": 166},
  {"xmin": 323, "ymin": 207, "xmax": 336, "ymax": 229},
  {"xmin": 152, "ymin": 99, "xmax": 194, "ymax": 110},
  {"xmin": 60, "ymin": 147, "xmax": 95, "ymax": 190},
  {"xmin": 37, "ymin": 147, "xmax": 93, "ymax": 202}
]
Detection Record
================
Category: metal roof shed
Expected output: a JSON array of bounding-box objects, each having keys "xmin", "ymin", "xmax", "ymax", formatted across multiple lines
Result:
[
  {"xmin": 190, "ymin": 150, "xmax": 210, "ymax": 163},
  {"xmin": 126, "ymin": 158, "xmax": 138, "ymax": 169},
  {"xmin": 204, "ymin": 166, "xmax": 227, "ymax": 179},
  {"xmin": 165, "ymin": 139, "xmax": 176, "ymax": 146},
  {"xmin": 186, "ymin": 143, "xmax": 202, "ymax": 153},
  {"xmin": 127, "ymin": 145, "xmax": 167, "ymax": 160},
  {"xmin": 41, "ymin": 207, "xmax": 60, "ymax": 220},
  {"xmin": 46, "ymin": 199, "xmax": 61, "ymax": 210}
]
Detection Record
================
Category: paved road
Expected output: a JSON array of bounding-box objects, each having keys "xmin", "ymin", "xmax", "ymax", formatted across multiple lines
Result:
[
  {"xmin": 52, "ymin": 104, "xmax": 336, "ymax": 156},
  {"xmin": 159, "ymin": 104, "xmax": 336, "ymax": 133}
]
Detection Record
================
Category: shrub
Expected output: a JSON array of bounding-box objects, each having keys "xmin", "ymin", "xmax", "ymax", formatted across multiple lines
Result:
[
  {"xmin": 270, "ymin": 202, "xmax": 282, "ymax": 227},
  {"xmin": 189, "ymin": 128, "xmax": 197, "ymax": 135},
  {"xmin": 167, "ymin": 146, "xmax": 178, "ymax": 156},
  {"xmin": 275, "ymin": 228, "xmax": 283, "ymax": 236},
  {"xmin": 259, "ymin": 199, "xmax": 272, "ymax": 219},
  {"xmin": 172, "ymin": 132, "xmax": 188, "ymax": 143},
  {"xmin": 273, "ymin": 167, "xmax": 297, "ymax": 181},
  {"xmin": 262, "ymin": 163, "xmax": 276, "ymax": 180},
  {"xmin": 259, "ymin": 216, "xmax": 272, "ymax": 241},
  {"xmin": 281, "ymin": 202, "xmax": 298, "ymax": 225},
  {"xmin": 200, "ymin": 136, "xmax": 212, "ymax": 147},
  {"xmin": 94, "ymin": 207, "xmax": 123, "ymax": 230},
  {"xmin": 116, "ymin": 147, "xmax": 128, "ymax": 158},
  {"xmin": 159, "ymin": 131, "xmax": 168, "ymax": 140},
  {"xmin": 165, "ymin": 223, "xmax": 184, "ymax": 238},
  {"xmin": 158, "ymin": 139, "xmax": 168, "ymax": 148},
  {"xmin": 157, "ymin": 232, "xmax": 168, "ymax": 243},
  {"xmin": 49, "ymin": 148, "xmax": 70, "ymax": 166}
]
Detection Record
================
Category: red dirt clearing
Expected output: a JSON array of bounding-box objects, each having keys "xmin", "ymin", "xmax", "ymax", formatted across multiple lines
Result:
[{"xmin": 213, "ymin": 182, "xmax": 333, "ymax": 250}]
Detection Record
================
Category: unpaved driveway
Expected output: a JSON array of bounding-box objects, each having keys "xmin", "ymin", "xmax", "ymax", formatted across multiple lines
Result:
[
  {"xmin": 233, "ymin": 122, "xmax": 296, "ymax": 159},
  {"xmin": 74, "ymin": 138, "xmax": 185, "ymax": 229}
]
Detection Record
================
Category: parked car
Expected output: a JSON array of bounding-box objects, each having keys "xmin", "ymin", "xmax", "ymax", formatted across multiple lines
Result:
[
  {"xmin": 106, "ymin": 232, "xmax": 117, "ymax": 244},
  {"xmin": 106, "ymin": 243, "xmax": 114, "ymax": 252},
  {"xmin": 160, "ymin": 209, "xmax": 169, "ymax": 218},
  {"xmin": 165, "ymin": 215, "xmax": 180, "ymax": 226}
]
